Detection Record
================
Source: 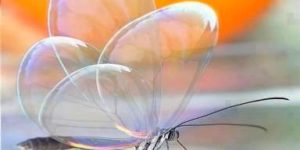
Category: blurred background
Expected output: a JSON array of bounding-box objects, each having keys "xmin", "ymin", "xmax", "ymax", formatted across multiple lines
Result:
[{"xmin": 1, "ymin": 0, "xmax": 300, "ymax": 149}]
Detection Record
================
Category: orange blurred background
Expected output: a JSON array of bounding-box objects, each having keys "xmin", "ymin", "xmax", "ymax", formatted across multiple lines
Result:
[{"xmin": 2, "ymin": 0, "xmax": 275, "ymax": 55}]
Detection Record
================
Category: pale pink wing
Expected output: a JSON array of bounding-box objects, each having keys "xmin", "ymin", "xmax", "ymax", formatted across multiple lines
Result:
[{"xmin": 98, "ymin": 2, "xmax": 218, "ymax": 129}]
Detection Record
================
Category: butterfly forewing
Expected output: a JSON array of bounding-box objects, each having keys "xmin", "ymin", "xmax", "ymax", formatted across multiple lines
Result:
[{"xmin": 98, "ymin": 2, "xmax": 218, "ymax": 129}]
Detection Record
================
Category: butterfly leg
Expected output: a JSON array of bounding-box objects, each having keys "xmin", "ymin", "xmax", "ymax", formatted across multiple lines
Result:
[
  {"xmin": 165, "ymin": 141, "xmax": 170, "ymax": 150},
  {"xmin": 177, "ymin": 139, "xmax": 187, "ymax": 150}
]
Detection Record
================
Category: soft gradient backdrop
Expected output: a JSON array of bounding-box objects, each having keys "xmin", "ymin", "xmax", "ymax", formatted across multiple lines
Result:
[{"xmin": 2, "ymin": 0, "xmax": 300, "ymax": 149}]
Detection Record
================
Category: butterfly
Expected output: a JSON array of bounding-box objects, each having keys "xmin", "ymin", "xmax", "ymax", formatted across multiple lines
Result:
[{"xmin": 17, "ymin": 0, "xmax": 289, "ymax": 150}]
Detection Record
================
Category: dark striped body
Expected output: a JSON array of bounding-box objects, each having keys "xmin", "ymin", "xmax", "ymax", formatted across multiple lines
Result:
[
  {"xmin": 17, "ymin": 129, "xmax": 179, "ymax": 150},
  {"xmin": 17, "ymin": 137, "xmax": 74, "ymax": 150}
]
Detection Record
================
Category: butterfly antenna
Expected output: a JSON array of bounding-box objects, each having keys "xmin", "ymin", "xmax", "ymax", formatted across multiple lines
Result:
[
  {"xmin": 177, "ymin": 139, "xmax": 187, "ymax": 150},
  {"xmin": 174, "ymin": 97, "xmax": 289, "ymax": 128},
  {"xmin": 178, "ymin": 123, "xmax": 267, "ymax": 132}
]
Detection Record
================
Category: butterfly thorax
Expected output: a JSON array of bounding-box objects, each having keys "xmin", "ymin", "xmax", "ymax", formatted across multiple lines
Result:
[{"xmin": 136, "ymin": 129, "xmax": 179, "ymax": 150}]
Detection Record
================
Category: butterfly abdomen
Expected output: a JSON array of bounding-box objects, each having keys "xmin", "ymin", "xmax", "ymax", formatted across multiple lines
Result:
[
  {"xmin": 17, "ymin": 137, "xmax": 74, "ymax": 150},
  {"xmin": 136, "ymin": 135, "xmax": 164, "ymax": 150}
]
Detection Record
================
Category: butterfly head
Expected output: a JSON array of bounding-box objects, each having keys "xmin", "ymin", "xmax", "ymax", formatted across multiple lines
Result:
[{"xmin": 164, "ymin": 129, "xmax": 179, "ymax": 141}]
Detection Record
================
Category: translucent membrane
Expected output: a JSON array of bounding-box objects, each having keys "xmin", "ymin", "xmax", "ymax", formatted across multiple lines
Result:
[
  {"xmin": 17, "ymin": 36, "xmax": 99, "ymax": 122},
  {"xmin": 39, "ymin": 64, "xmax": 155, "ymax": 149},
  {"xmin": 48, "ymin": 0, "xmax": 156, "ymax": 48},
  {"xmin": 98, "ymin": 2, "xmax": 218, "ymax": 129}
]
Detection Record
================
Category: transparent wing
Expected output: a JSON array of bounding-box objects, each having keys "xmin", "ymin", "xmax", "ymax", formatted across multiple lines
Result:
[
  {"xmin": 39, "ymin": 64, "xmax": 155, "ymax": 149},
  {"xmin": 17, "ymin": 36, "xmax": 99, "ymax": 122},
  {"xmin": 48, "ymin": 0, "xmax": 156, "ymax": 48},
  {"xmin": 98, "ymin": 2, "xmax": 218, "ymax": 129}
]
